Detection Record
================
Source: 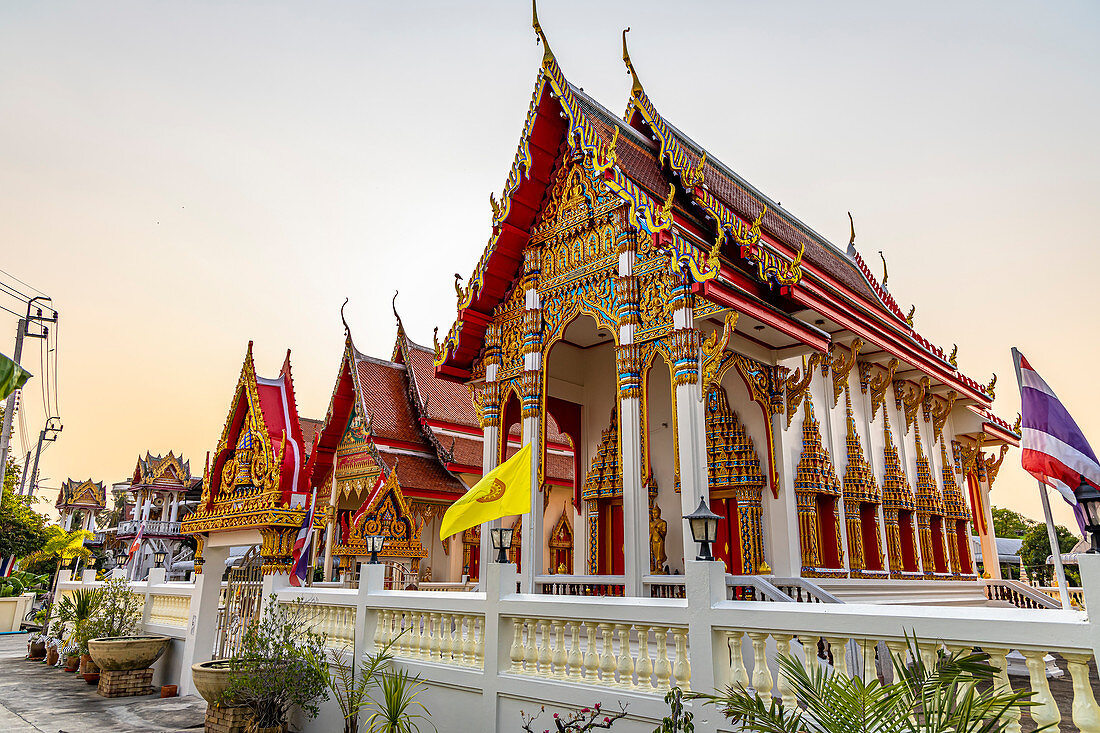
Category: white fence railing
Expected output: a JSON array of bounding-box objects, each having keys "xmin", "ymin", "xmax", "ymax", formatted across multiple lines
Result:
[{"xmin": 54, "ymin": 556, "xmax": 1100, "ymax": 733}]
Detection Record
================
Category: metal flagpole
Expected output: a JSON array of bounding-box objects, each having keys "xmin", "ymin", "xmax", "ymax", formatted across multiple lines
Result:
[
  {"xmin": 305, "ymin": 485, "xmax": 318, "ymax": 587},
  {"xmin": 1038, "ymin": 480, "xmax": 1073, "ymax": 609}
]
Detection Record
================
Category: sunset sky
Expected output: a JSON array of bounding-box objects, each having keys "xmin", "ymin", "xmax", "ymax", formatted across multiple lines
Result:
[{"xmin": 2, "ymin": 1, "xmax": 1097, "ymax": 531}]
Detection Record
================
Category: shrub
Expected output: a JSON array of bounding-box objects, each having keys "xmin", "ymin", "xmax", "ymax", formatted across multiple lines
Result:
[{"xmin": 83, "ymin": 578, "xmax": 142, "ymax": 641}]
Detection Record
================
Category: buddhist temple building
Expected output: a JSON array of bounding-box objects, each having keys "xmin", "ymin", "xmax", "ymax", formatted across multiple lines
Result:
[
  {"xmin": 180, "ymin": 343, "xmax": 319, "ymax": 576},
  {"xmin": 306, "ymin": 316, "xmax": 574, "ymax": 585},
  {"xmin": 430, "ymin": 15, "xmax": 1018, "ymax": 600},
  {"xmin": 116, "ymin": 451, "xmax": 202, "ymax": 578},
  {"xmin": 56, "ymin": 478, "xmax": 106, "ymax": 545}
]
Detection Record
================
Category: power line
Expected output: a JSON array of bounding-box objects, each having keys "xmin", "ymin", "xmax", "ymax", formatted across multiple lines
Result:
[
  {"xmin": 50, "ymin": 321, "xmax": 60, "ymax": 417},
  {"xmin": 0, "ymin": 268, "xmax": 45, "ymax": 297}
]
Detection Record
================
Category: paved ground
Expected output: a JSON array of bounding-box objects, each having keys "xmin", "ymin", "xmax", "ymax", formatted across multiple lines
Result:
[{"xmin": 0, "ymin": 634, "xmax": 205, "ymax": 733}]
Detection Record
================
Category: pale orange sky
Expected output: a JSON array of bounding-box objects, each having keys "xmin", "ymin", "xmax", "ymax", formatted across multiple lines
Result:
[{"xmin": 2, "ymin": 1, "xmax": 1097, "ymax": 530}]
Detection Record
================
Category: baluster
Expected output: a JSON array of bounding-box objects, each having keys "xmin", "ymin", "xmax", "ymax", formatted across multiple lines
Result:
[
  {"xmin": 1023, "ymin": 649, "xmax": 1061, "ymax": 729},
  {"xmin": 583, "ymin": 623, "xmax": 599, "ymax": 680},
  {"xmin": 728, "ymin": 631, "xmax": 749, "ymax": 689},
  {"xmin": 858, "ymin": 638, "xmax": 879, "ymax": 684},
  {"xmin": 430, "ymin": 613, "xmax": 443, "ymax": 660},
  {"xmin": 773, "ymin": 634, "xmax": 797, "ymax": 709},
  {"xmin": 1064, "ymin": 652, "xmax": 1100, "ymax": 733},
  {"xmin": 672, "ymin": 628, "xmax": 691, "ymax": 691},
  {"xmin": 537, "ymin": 619, "xmax": 552, "ymax": 675},
  {"xmin": 551, "ymin": 621, "xmax": 567, "ymax": 680},
  {"xmin": 439, "ymin": 613, "xmax": 452, "ymax": 663},
  {"xmin": 824, "ymin": 636, "xmax": 849, "ymax": 677},
  {"xmin": 797, "ymin": 634, "xmax": 820, "ymax": 669},
  {"xmin": 509, "ymin": 618, "xmax": 524, "ymax": 672},
  {"xmin": 884, "ymin": 640, "xmax": 909, "ymax": 683},
  {"xmin": 654, "ymin": 627, "xmax": 672, "ymax": 690},
  {"xmin": 524, "ymin": 620, "xmax": 539, "ymax": 673},
  {"xmin": 917, "ymin": 642, "xmax": 938, "ymax": 674},
  {"xmin": 567, "ymin": 622, "xmax": 583, "ymax": 681},
  {"xmin": 468, "ymin": 617, "xmax": 480, "ymax": 667},
  {"xmin": 635, "ymin": 626, "xmax": 653, "ymax": 689},
  {"xmin": 598, "ymin": 623, "xmax": 616, "ymax": 683},
  {"xmin": 410, "ymin": 612, "xmax": 423, "ymax": 657},
  {"xmin": 944, "ymin": 644, "xmax": 971, "ymax": 704},
  {"xmin": 374, "ymin": 609, "xmax": 388, "ymax": 649},
  {"xmin": 984, "ymin": 648, "xmax": 1022, "ymax": 733},
  {"xmin": 615, "ymin": 625, "xmax": 635, "ymax": 688},
  {"xmin": 474, "ymin": 617, "xmax": 485, "ymax": 668},
  {"xmin": 748, "ymin": 632, "xmax": 773, "ymax": 699}
]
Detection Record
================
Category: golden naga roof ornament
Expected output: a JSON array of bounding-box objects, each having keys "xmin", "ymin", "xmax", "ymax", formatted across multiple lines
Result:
[
  {"xmin": 877, "ymin": 250, "xmax": 889, "ymax": 288},
  {"xmin": 985, "ymin": 373, "xmax": 997, "ymax": 400},
  {"xmin": 700, "ymin": 311, "xmax": 739, "ymax": 393},
  {"xmin": 621, "ymin": 27, "xmax": 644, "ymax": 98},
  {"xmin": 848, "ymin": 211, "xmax": 856, "ymax": 246},
  {"xmin": 531, "ymin": 0, "xmax": 554, "ymax": 67},
  {"xmin": 432, "ymin": 327, "xmax": 440, "ymax": 361},
  {"xmin": 948, "ymin": 344, "xmax": 958, "ymax": 368},
  {"xmin": 489, "ymin": 192, "xmax": 503, "ymax": 221},
  {"xmin": 905, "ymin": 305, "xmax": 916, "ymax": 326},
  {"xmin": 453, "ymin": 273, "xmax": 464, "ymax": 307}
]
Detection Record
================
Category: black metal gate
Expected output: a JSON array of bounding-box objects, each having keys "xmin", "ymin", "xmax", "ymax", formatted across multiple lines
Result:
[{"xmin": 213, "ymin": 546, "xmax": 263, "ymax": 659}]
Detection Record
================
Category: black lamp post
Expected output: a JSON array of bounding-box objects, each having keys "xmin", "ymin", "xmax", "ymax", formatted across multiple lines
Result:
[
  {"xmin": 366, "ymin": 534, "xmax": 386, "ymax": 565},
  {"xmin": 115, "ymin": 549, "xmax": 129, "ymax": 568},
  {"xmin": 1076, "ymin": 480, "xmax": 1100, "ymax": 554},
  {"xmin": 153, "ymin": 550, "xmax": 167, "ymax": 568},
  {"xmin": 684, "ymin": 498, "xmax": 723, "ymax": 562},
  {"xmin": 490, "ymin": 526, "xmax": 514, "ymax": 564}
]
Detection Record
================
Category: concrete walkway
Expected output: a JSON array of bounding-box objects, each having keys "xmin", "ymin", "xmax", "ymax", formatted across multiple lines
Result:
[{"xmin": 0, "ymin": 634, "xmax": 205, "ymax": 732}]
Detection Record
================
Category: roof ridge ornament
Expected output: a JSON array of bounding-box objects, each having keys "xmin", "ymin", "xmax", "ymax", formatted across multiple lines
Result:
[
  {"xmin": 622, "ymin": 27, "xmax": 644, "ymax": 98},
  {"xmin": 846, "ymin": 211, "xmax": 857, "ymax": 256},
  {"xmin": 340, "ymin": 297, "xmax": 351, "ymax": 336},
  {"xmin": 531, "ymin": 0, "xmax": 554, "ymax": 66}
]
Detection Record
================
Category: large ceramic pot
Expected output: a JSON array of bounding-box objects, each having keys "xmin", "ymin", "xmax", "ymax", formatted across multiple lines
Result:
[
  {"xmin": 190, "ymin": 660, "xmax": 237, "ymax": 706},
  {"xmin": 88, "ymin": 636, "xmax": 170, "ymax": 671},
  {"xmin": 28, "ymin": 640, "xmax": 45, "ymax": 661}
]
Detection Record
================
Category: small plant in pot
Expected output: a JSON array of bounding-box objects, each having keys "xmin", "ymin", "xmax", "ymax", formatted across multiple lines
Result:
[
  {"xmin": 26, "ymin": 632, "xmax": 47, "ymax": 661},
  {"xmin": 55, "ymin": 588, "xmax": 101, "ymax": 674},
  {"xmin": 222, "ymin": 595, "xmax": 329, "ymax": 733}
]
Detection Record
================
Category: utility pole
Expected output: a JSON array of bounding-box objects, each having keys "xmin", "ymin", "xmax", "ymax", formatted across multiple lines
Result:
[
  {"xmin": 26, "ymin": 417, "xmax": 62, "ymax": 499},
  {"xmin": 0, "ymin": 296, "xmax": 57, "ymax": 500},
  {"xmin": 17, "ymin": 451, "xmax": 30, "ymax": 495}
]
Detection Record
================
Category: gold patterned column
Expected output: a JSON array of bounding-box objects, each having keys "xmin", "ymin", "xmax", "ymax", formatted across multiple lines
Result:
[
  {"xmin": 841, "ymin": 387, "xmax": 881, "ymax": 575},
  {"xmin": 881, "ymin": 409, "xmax": 915, "ymax": 577},
  {"xmin": 794, "ymin": 398, "xmax": 843, "ymax": 573},
  {"xmin": 259, "ymin": 526, "xmax": 298, "ymax": 574}
]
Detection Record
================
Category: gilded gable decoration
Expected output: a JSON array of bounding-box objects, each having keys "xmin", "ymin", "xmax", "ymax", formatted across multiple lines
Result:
[
  {"xmin": 785, "ymin": 352, "xmax": 824, "ymax": 429},
  {"xmin": 869, "ymin": 358, "xmax": 900, "ymax": 421},
  {"xmin": 335, "ymin": 468, "xmax": 426, "ymax": 567},
  {"xmin": 829, "ymin": 338, "xmax": 864, "ymax": 408}
]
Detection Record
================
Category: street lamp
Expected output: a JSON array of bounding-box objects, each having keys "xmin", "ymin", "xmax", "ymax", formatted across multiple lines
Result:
[
  {"xmin": 684, "ymin": 498, "xmax": 723, "ymax": 562},
  {"xmin": 153, "ymin": 550, "xmax": 167, "ymax": 568},
  {"xmin": 365, "ymin": 534, "xmax": 386, "ymax": 565},
  {"xmin": 1076, "ymin": 480, "xmax": 1100, "ymax": 554},
  {"xmin": 490, "ymin": 526, "xmax": 514, "ymax": 564},
  {"xmin": 115, "ymin": 549, "xmax": 129, "ymax": 567}
]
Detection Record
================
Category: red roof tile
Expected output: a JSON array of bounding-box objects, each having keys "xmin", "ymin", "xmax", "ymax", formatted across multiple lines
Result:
[{"xmin": 353, "ymin": 355, "xmax": 429, "ymax": 448}]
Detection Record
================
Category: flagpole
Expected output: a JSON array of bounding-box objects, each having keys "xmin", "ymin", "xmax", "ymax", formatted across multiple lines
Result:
[
  {"xmin": 305, "ymin": 485, "xmax": 318, "ymax": 587},
  {"xmin": 1038, "ymin": 480, "xmax": 1073, "ymax": 609}
]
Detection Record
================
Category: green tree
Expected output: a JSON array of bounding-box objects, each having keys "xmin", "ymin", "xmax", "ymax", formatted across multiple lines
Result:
[
  {"xmin": 1019, "ymin": 523, "xmax": 1079, "ymax": 586},
  {"xmin": 991, "ymin": 506, "xmax": 1038, "ymax": 539},
  {"xmin": 0, "ymin": 460, "xmax": 49, "ymax": 560}
]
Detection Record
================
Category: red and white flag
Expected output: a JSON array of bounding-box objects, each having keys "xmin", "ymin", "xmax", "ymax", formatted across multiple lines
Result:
[
  {"xmin": 1013, "ymin": 348, "xmax": 1100, "ymax": 530},
  {"xmin": 127, "ymin": 522, "xmax": 144, "ymax": 560},
  {"xmin": 289, "ymin": 487, "xmax": 318, "ymax": 587}
]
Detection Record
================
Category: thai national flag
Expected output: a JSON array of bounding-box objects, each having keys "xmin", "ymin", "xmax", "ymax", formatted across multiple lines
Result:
[
  {"xmin": 289, "ymin": 488, "xmax": 317, "ymax": 587},
  {"xmin": 127, "ymin": 522, "xmax": 144, "ymax": 560},
  {"xmin": 1013, "ymin": 348, "xmax": 1100, "ymax": 530}
]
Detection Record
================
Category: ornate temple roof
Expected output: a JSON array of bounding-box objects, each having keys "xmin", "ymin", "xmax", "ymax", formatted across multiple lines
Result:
[
  {"xmin": 433, "ymin": 13, "xmax": 998, "ymax": 412},
  {"xmin": 130, "ymin": 451, "xmax": 198, "ymax": 492},
  {"xmin": 56, "ymin": 478, "xmax": 106, "ymax": 510}
]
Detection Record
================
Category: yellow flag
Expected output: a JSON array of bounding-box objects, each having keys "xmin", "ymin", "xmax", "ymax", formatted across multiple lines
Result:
[{"xmin": 440, "ymin": 443, "xmax": 532, "ymax": 541}]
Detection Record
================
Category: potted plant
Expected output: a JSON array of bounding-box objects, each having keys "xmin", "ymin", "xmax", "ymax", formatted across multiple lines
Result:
[
  {"xmin": 55, "ymin": 587, "xmax": 101, "ymax": 675},
  {"xmin": 303, "ymin": 635, "xmax": 397, "ymax": 733},
  {"xmin": 62, "ymin": 643, "xmax": 80, "ymax": 672},
  {"xmin": 27, "ymin": 632, "xmax": 46, "ymax": 661},
  {"xmin": 220, "ymin": 595, "xmax": 329, "ymax": 733},
  {"xmin": 85, "ymin": 578, "xmax": 169, "ymax": 672},
  {"xmin": 45, "ymin": 623, "xmax": 64, "ymax": 666}
]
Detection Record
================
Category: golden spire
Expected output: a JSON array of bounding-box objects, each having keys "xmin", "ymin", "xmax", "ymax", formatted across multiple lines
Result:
[
  {"xmin": 531, "ymin": 0, "xmax": 554, "ymax": 66},
  {"xmin": 622, "ymin": 27, "xmax": 644, "ymax": 97},
  {"xmin": 848, "ymin": 211, "xmax": 856, "ymax": 246}
]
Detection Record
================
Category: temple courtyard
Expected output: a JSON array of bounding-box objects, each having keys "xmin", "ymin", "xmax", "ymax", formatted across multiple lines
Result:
[{"xmin": 0, "ymin": 635, "xmax": 204, "ymax": 732}]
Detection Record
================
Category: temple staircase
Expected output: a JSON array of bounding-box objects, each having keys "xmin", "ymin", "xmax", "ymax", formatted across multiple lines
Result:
[{"xmin": 804, "ymin": 578, "xmax": 1027, "ymax": 608}]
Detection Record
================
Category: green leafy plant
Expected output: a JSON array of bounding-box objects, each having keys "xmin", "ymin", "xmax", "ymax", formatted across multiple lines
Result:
[
  {"xmin": 55, "ymin": 588, "xmax": 102, "ymax": 654},
  {"xmin": 303, "ymin": 633, "xmax": 398, "ymax": 733},
  {"xmin": 83, "ymin": 578, "xmax": 142, "ymax": 640},
  {"xmin": 655, "ymin": 687, "xmax": 693, "ymax": 732},
  {"xmin": 363, "ymin": 666, "xmax": 435, "ymax": 733},
  {"xmin": 1019, "ymin": 523, "xmax": 1079, "ymax": 586},
  {"xmin": 692, "ymin": 635, "xmax": 1048, "ymax": 732},
  {"xmin": 0, "ymin": 570, "xmax": 48, "ymax": 597},
  {"xmin": 223, "ymin": 596, "xmax": 329, "ymax": 730},
  {"xmin": 521, "ymin": 702, "xmax": 627, "ymax": 732}
]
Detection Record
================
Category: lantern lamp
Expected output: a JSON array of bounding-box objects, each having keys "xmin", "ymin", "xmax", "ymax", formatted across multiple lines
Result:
[
  {"xmin": 1076, "ymin": 480, "xmax": 1100, "ymax": 554},
  {"xmin": 153, "ymin": 550, "xmax": 167, "ymax": 567},
  {"xmin": 366, "ymin": 534, "xmax": 386, "ymax": 565},
  {"xmin": 684, "ymin": 498, "xmax": 723, "ymax": 562},
  {"xmin": 490, "ymin": 526, "xmax": 514, "ymax": 564}
]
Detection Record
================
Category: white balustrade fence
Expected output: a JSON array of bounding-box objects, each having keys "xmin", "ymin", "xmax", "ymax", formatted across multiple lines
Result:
[{"xmin": 53, "ymin": 555, "xmax": 1100, "ymax": 733}]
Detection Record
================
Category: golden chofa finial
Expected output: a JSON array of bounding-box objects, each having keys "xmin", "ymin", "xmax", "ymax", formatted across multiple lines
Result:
[
  {"xmin": 531, "ymin": 0, "xmax": 554, "ymax": 65},
  {"xmin": 877, "ymin": 250, "xmax": 889, "ymax": 288},
  {"xmin": 848, "ymin": 211, "xmax": 856, "ymax": 246},
  {"xmin": 622, "ymin": 27, "xmax": 644, "ymax": 97}
]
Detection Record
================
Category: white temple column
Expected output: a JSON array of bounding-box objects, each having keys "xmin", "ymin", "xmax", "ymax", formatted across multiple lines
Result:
[
  {"xmin": 478, "ymin": 332, "xmax": 503, "ymax": 588},
  {"xmin": 976, "ymin": 476, "xmax": 1000, "ymax": 579},
  {"xmin": 169, "ymin": 493, "xmax": 179, "ymax": 523},
  {"xmin": 671, "ymin": 278, "xmax": 708, "ymax": 567},
  {"xmin": 63, "ymin": 510, "xmax": 73, "ymax": 532},
  {"xmin": 765, "ymin": 408, "xmax": 800, "ymax": 577},
  {"xmin": 519, "ymin": 407, "xmax": 542, "ymax": 594}
]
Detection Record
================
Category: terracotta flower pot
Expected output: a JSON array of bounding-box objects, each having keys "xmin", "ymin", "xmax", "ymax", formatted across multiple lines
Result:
[
  {"xmin": 64, "ymin": 655, "xmax": 80, "ymax": 672},
  {"xmin": 88, "ymin": 636, "xmax": 170, "ymax": 671},
  {"xmin": 28, "ymin": 641, "xmax": 46, "ymax": 660},
  {"xmin": 46, "ymin": 647, "xmax": 59, "ymax": 666},
  {"xmin": 80, "ymin": 654, "xmax": 100, "ymax": 684}
]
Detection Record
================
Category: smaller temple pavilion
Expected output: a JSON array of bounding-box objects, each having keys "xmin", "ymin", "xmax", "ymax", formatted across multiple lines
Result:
[
  {"xmin": 117, "ymin": 452, "xmax": 202, "ymax": 579},
  {"xmin": 181, "ymin": 344, "xmax": 318, "ymax": 576},
  {"xmin": 56, "ymin": 479, "xmax": 106, "ymax": 546},
  {"xmin": 305, "ymin": 314, "xmax": 575, "ymax": 586}
]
